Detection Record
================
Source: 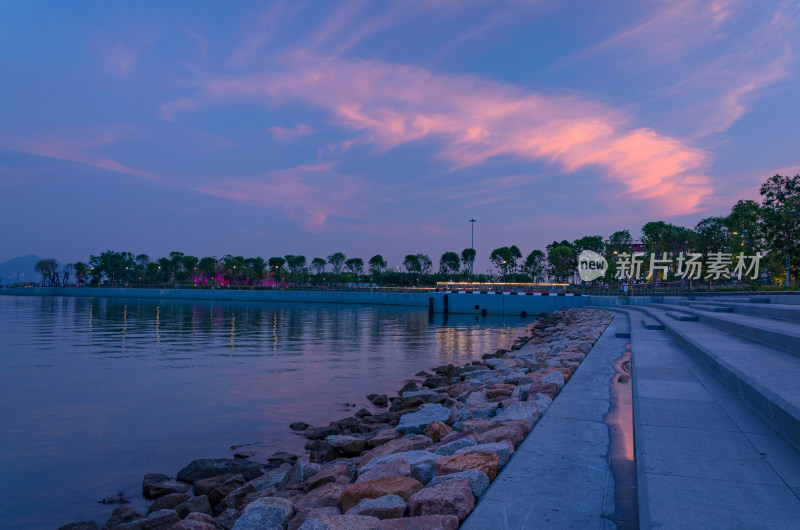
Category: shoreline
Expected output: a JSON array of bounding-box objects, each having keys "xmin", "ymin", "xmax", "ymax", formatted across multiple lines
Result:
[{"xmin": 61, "ymin": 308, "xmax": 613, "ymax": 530}]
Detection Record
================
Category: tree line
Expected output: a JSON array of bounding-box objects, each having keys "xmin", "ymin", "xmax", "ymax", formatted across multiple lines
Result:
[{"xmin": 33, "ymin": 173, "xmax": 799, "ymax": 288}]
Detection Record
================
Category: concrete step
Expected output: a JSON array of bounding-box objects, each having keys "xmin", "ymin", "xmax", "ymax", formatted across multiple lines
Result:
[
  {"xmin": 687, "ymin": 303, "xmax": 734, "ymax": 312},
  {"xmin": 621, "ymin": 308, "xmax": 800, "ymax": 528},
  {"xmin": 666, "ymin": 311, "xmax": 698, "ymax": 322},
  {"xmin": 650, "ymin": 303, "xmax": 800, "ymax": 358},
  {"xmin": 698, "ymin": 301, "xmax": 800, "ymax": 324},
  {"xmin": 642, "ymin": 318, "xmax": 665, "ymax": 330},
  {"xmin": 750, "ymin": 296, "xmax": 771, "ymax": 303},
  {"xmin": 640, "ymin": 305, "xmax": 800, "ymax": 452}
]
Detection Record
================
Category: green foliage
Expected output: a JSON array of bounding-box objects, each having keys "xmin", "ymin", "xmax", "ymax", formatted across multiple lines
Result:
[
  {"xmin": 439, "ymin": 252, "xmax": 460, "ymax": 276},
  {"xmin": 311, "ymin": 257, "xmax": 327, "ymax": 275},
  {"xmin": 523, "ymin": 250, "xmax": 546, "ymax": 282},
  {"xmin": 460, "ymin": 248, "xmax": 476, "ymax": 274},
  {"xmin": 368, "ymin": 255, "xmax": 387, "ymax": 275},
  {"xmin": 345, "ymin": 257, "xmax": 364, "ymax": 277},
  {"xmin": 547, "ymin": 245, "xmax": 574, "ymax": 283},
  {"xmin": 327, "ymin": 252, "xmax": 346, "ymax": 274}
]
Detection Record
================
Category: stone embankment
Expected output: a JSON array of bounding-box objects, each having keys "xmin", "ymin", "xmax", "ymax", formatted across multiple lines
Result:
[{"xmin": 61, "ymin": 308, "xmax": 612, "ymax": 530}]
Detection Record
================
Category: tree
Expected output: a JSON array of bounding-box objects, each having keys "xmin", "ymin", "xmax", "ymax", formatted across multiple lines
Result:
[
  {"xmin": 760, "ymin": 174, "xmax": 800, "ymax": 285},
  {"xmin": 417, "ymin": 254, "xmax": 433, "ymax": 275},
  {"xmin": 460, "ymin": 248, "xmax": 476, "ymax": 275},
  {"xmin": 547, "ymin": 245, "xmax": 575, "ymax": 283},
  {"xmin": 345, "ymin": 257, "xmax": 364, "ymax": 277},
  {"xmin": 327, "ymin": 252, "xmax": 346, "ymax": 275},
  {"xmin": 90, "ymin": 251, "xmax": 134, "ymax": 284},
  {"xmin": 439, "ymin": 252, "xmax": 460, "ymax": 276},
  {"xmin": 403, "ymin": 254, "xmax": 421, "ymax": 274},
  {"xmin": 221, "ymin": 255, "xmax": 245, "ymax": 284},
  {"xmin": 523, "ymin": 250, "xmax": 546, "ymax": 282},
  {"xmin": 62, "ymin": 263, "xmax": 74, "ymax": 286},
  {"xmin": 74, "ymin": 262, "xmax": 88, "ymax": 285},
  {"xmin": 268, "ymin": 257, "xmax": 287, "ymax": 275},
  {"xmin": 198, "ymin": 257, "xmax": 219, "ymax": 283},
  {"xmin": 694, "ymin": 217, "xmax": 730, "ymax": 256},
  {"xmin": 311, "ymin": 257, "xmax": 327, "ymax": 275},
  {"xmin": 489, "ymin": 247, "xmax": 514, "ymax": 279},
  {"xmin": 368, "ymin": 255, "xmax": 387, "ymax": 275},
  {"xmin": 727, "ymin": 200, "xmax": 764, "ymax": 256},
  {"xmin": 509, "ymin": 245, "xmax": 522, "ymax": 274},
  {"xmin": 169, "ymin": 251, "xmax": 185, "ymax": 282},
  {"xmin": 285, "ymin": 255, "xmax": 307, "ymax": 276},
  {"xmin": 35, "ymin": 258, "xmax": 57, "ymax": 285},
  {"xmin": 244, "ymin": 257, "xmax": 266, "ymax": 284},
  {"xmin": 573, "ymin": 236, "xmax": 605, "ymax": 255}
]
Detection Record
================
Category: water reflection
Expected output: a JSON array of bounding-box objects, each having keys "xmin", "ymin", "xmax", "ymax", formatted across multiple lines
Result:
[{"xmin": 0, "ymin": 295, "xmax": 529, "ymax": 529}]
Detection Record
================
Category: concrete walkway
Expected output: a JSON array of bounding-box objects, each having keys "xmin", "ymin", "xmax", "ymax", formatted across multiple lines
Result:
[{"xmin": 463, "ymin": 314, "xmax": 633, "ymax": 529}]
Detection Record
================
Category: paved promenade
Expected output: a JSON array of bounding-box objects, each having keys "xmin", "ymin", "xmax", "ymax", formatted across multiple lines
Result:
[{"xmin": 467, "ymin": 297, "xmax": 800, "ymax": 528}]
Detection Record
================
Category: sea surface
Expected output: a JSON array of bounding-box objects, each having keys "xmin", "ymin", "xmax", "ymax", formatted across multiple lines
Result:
[{"xmin": 0, "ymin": 294, "xmax": 530, "ymax": 529}]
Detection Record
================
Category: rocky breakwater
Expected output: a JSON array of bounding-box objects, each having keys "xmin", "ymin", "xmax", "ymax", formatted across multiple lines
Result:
[{"xmin": 61, "ymin": 309, "xmax": 612, "ymax": 530}]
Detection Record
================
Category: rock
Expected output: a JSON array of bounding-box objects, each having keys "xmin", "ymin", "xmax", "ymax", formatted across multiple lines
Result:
[
  {"xmin": 433, "ymin": 437, "xmax": 476, "ymax": 456},
  {"xmin": 541, "ymin": 371, "xmax": 565, "ymax": 389},
  {"xmin": 407, "ymin": 478, "xmax": 474, "ymax": 521},
  {"xmin": 291, "ymin": 422, "xmax": 310, "ymax": 431},
  {"xmin": 102, "ymin": 506, "xmax": 143, "ymax": 530},
  {"xmin": 288, "ymin": 507, "xmax": 341, "ymax": 530},
  {"xmin": 358, "ymin": 451, "xmax": 437, "ymax": 485},
  {"xmin": 356, "ymin": 458, "xmax": 411, "ymax": 483},
  {"xmin": 326, "ymin": 435, "xmax": 368, "ymax": 456},
  {"xmin": 464, "ymin": 391, "xmax": 488, "ymax": 406},
  {"xmin": 485, "ymin": 388, "xmax": 513, "ymax": 399},
  {"xmin": 142, "ymin": 473, "xmax": 190, "ymax": 499},
  {"xmin": 529, "ymin": 392, "xmax": 553, "ymax": 411},
  {"xmin": 526, "ymin": 381, "xmax": 559, "ymax": 399},
  {"xmin": 458, "ymin": 420, "xmax": 495, "ymax": 433},
  {"xmin": 367, "ymin": 429, "xmax": 401, "ymax": 448},
  {"xmin": 59, "ymin": 523, "xmax": 99, "ymax": 530},
  {"xmin": 114, "ymin": 509, "xmax": 181, "ymax": 530},
  {"xmin": 303, "ymin": 465, "xmax": 353, "ymax": 492},
  {"xmin": 438, "ymin": 430, "xmax": 476, "ymax": 445},
  {"xmin": 345, "ymin": 493, "xmax": 406, "ymax": 519},
  {"xmin": 359, "ymin": 438, "xmax": 415, "ymax": 468},
  {"xmin": 355, "ymin": 408, "xmax": 372, "ymax": 418},
  {"xmin": 267, "ymin": 451, "xmax": 299, "ymax": 467},
  {"xmin": 215, "ymin": 509, "xmax": 239, "ymax": 530},
  {"xmin": 455, "ymin": 440, "xmax": 514, "ymax": 467},
  {"xmin": 476, "ymin": 421, "xmax": 531, "ymax": 448},
  {"xmin": 399, "ymin": 381, "xmax": 418, "ymax": 393},
  {"xmin": 193, "ymin": 474, "xmax": 234, "ymax": 497},
  {"xmin": 247, "ymin": 462, "xmax": 293, "ymax": 491},
  {"xmin": 426, "ymin": 470, "xmax": 489, "ymax": 498},
  {"xmin": 298, "ymin": 514, "xmax": 380, "ymax": 529},
  {"xmin": 146, "ymin": 492, "xmax": 191, "ymax": 514},
  {"xmin": 422, "ymin": 421, "xmax": 452, "ymax": 442},
  {"xmin": 306, "ymin": 426, "xmax": 338, "ymax": 440},
  {"xmin": 401, "ymin": 389, "xmax": 438, "ymax": 399},
  {"xmin": 490, "ymin": 401, "xmax": 541, "ymax": 427},
  {"xmin": 175, "ymin": 495, "xmax": 212, "ymax": 518},
  {"xmin": 340, "ymin": 476, "xmax": 423, "ymax": 512},
  {"xmin": 405, "ymin": 434, "xmax": 434, "ymax": 450},
  {"xmin": 309, "ymin": 440, "xmax": 339, "ymax": 463},
  {"xmin": 177, "ymin": 459, "xmax": 263, "ymax": 484},
  {"xmin": 208, "ymin": 474, "xmax": 246, "ymax": 506},
  {"xmin": 232, "ymin": 505, "xmax": 291, "ymax": 530},
  {"xmin": 368, "ymin": 394, "xmax": 389, "ymax": 407},
  {"xmin": 171, "ymin": 519, "xmax": 218, "ymax": 530},
  {"xmin": 330, "ymin": 416, "xmax": 361, "ymax": 432},
  {"xmin": 376, "ymin": 515, "xmax": 459, "ymax": 529},
  {"xmin": 434, "ymin": 453, "xmax": 499, "ymax": 481},
  {"xmin": 295, "ymin": 483, "xmax": 346, "ymax": 510},
  {"xmin": 390, "ymin": 396, "xmax": 424, "ymax": 412},
  {"xmin": 281, "ymin": 462, "xmax": 322, "ymax": 490},
  {"xmin": 395, "ymin": 405, "xmax": 450, "ymax": 435}
]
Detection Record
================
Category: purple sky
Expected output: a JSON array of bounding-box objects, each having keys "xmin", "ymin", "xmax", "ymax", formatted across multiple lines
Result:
[{"xmin": 1, "ymin": 1, "xmax": 799, "ymax": 271}]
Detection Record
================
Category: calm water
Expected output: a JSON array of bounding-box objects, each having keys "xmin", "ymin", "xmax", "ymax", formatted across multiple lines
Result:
[{"xmin": 0, "ymin": 295, "xmax": 529, "ymax": 529}]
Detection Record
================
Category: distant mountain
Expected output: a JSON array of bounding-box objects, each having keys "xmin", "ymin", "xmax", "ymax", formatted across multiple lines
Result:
[{"xmin": 0, "ymin": 255, "xmax": 63, "ymax": 285}]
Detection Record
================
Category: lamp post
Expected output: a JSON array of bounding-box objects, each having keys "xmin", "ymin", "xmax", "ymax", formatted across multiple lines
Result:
[{"xmin": 469, "ymin": 218, "xmax": 476, "ymax": 276}]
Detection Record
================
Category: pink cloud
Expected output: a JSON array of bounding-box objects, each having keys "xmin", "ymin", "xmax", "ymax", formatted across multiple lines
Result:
[
  {"xmin": 168, "ymin": 55, "xmax": 713, "ymax": 215},
  {"xmin": 267, "ymin": 123, "xmax": 314, "ymax": 140},
  {"xmin": 193, "ymin": 162, "xmax": 368, "ymax": 230}
]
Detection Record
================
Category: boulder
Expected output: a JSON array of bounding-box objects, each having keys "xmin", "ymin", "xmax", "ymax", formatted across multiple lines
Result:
[
  {"xmin": 298, "ymin": 514, "xmax": 380, "ymax": 529},
  {"xmin": 376, "ymin": 515, "xmax": 459, "ymax": 529},
  {"xmin": 368, "ymin": 394, "xmax": 389, "ymax": 407},
  {"xmin": 438, "ymin": 430, "xmax": 476, "ymax": 445},
  {"xmin": 422, "ymin": 421, "xmax": 452, "ymax": 442},
  {"xmin": 541, "ymin": 370, "xmax": 565, "ymax": 389},
  {"xmin": 464, "ymin": 392, "xmax": 488, "ymax": 406},
  {"xmin": 193, "ymin": 474, "xmax": 234, "ymax": 497},
  {"xmin": 475, "ymin": 421, "xmax": 531, "ymax": 448},
  {"xmin": 175, "ymin": 495, "xmax": 212, "ymax": 518},
  {"xmin": 303, "ymin": 465, "xmax": 353, "ymax": 492},
  {"xmin": 146, "ymin": 492, "xmax": 191, "ymax": 514},
  {"xmin": 231, "ymin": 496, "xmax": 295, "ymax": 530},
  {"xmin": 367, "ymin": 429, "xmax": 401, "ymax": 448},
  {"xmin": 395, "ymin": 405, "xmax": 450, "ymax": 435},
  {"xmin": 170, "ymin": 519, "xmax": 218, "ymax": 530},
  {"xmin": 359, "ymin": 438, "xmax": 416, "ymax": 469},
  {"xmin": 288, "ymin": 507, "xmax": 341, "ymax": 530},
  {"xmin": 102, "ymin": 506, "xmax": 143, "ymax": 530},
  {"xmin": 309, "ymin": 440, "xmax": 339, "ymax": 463},
  {"xmin": 290, "ymin": 422, "xmax": 310, "ymax": 431},
  {"xmin": 433, "ymin": 437, "xmax": 476, "ymax": 457},
  {"xmin": 177, "ymin": 459, "xmax": 263, "ymax": 484},
  {"xmin": 340, "ymin": 476, "xmax": 423, "ymax": 512},
  {"xmin": 490, "ymin": 402, "xmax": 540, "ymax": 427},
  {"xmin": 458, "ymin": 420, "xmax": 495, "ymax": 433},
  {"xmin": 114, "ymin": 509, "xmax": 181, "ymax": 530},
  {"xmin": 281, "ymin": 462, "xmax": 322, "ymax": 490},
  {"xmin": 454, "ymin": 441, "xmax": 514, "ymax": 467},
  {"xmin": 426, "ymin": 470, "xmax": 489, "ymax": 498},
  {"xmin": 345, "ymin": 494, "xmax": 406, "ymax": 519},
  {"xmin": 294, "ymin": 483, "xmax": 346, "ymax": 510},
  {"xmin": 434, "ymin": 453, "xmax": 499, "ymax": 481},
  {"xmin": 356, "ymin": 458, "xmax": 411, "ymax": 483},
  {"xmin": 207, "ymin": 474, "xmax": 245, "ymax": 506},
  {"xmin": 407, "ymin": 478, "xmax": 474, "ymax": 521},
  {"xmin": 526, "ymin": 381, "xmax": 559, "ymax": 399},
  {"xmin": 142, "ymin": 473, "xmax": 190, "ymax": 499},
  {"xmin": 326, "ymin": 435, "xmax": 368, "ymax": 456},
  {"xmin": 358, "ymin": 451, "xmax": 437, "ymax": 485}
]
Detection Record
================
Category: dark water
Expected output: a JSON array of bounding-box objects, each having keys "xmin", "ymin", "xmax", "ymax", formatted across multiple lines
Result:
[{"xmin": 0, "ymin": 295, "xmax": 529, "ymax": 529}]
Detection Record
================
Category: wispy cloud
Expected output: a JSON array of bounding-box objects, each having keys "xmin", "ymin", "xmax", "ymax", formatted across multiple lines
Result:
[
  {"xmin": 267, "ymin": 123, "xmax": 314, "ymax": 140},
  {"xmin": 100, "ymin": 38, "xmax": 154, "ymax": 76},
  {"xmin": 167, "ymin": 54, "xmax": 713, "ymax": 215}
]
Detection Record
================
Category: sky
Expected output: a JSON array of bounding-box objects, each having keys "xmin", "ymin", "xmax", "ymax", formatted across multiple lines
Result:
[{"xmin": 1, "ymin": 0, "xmax": 799, "ymax": 272}]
